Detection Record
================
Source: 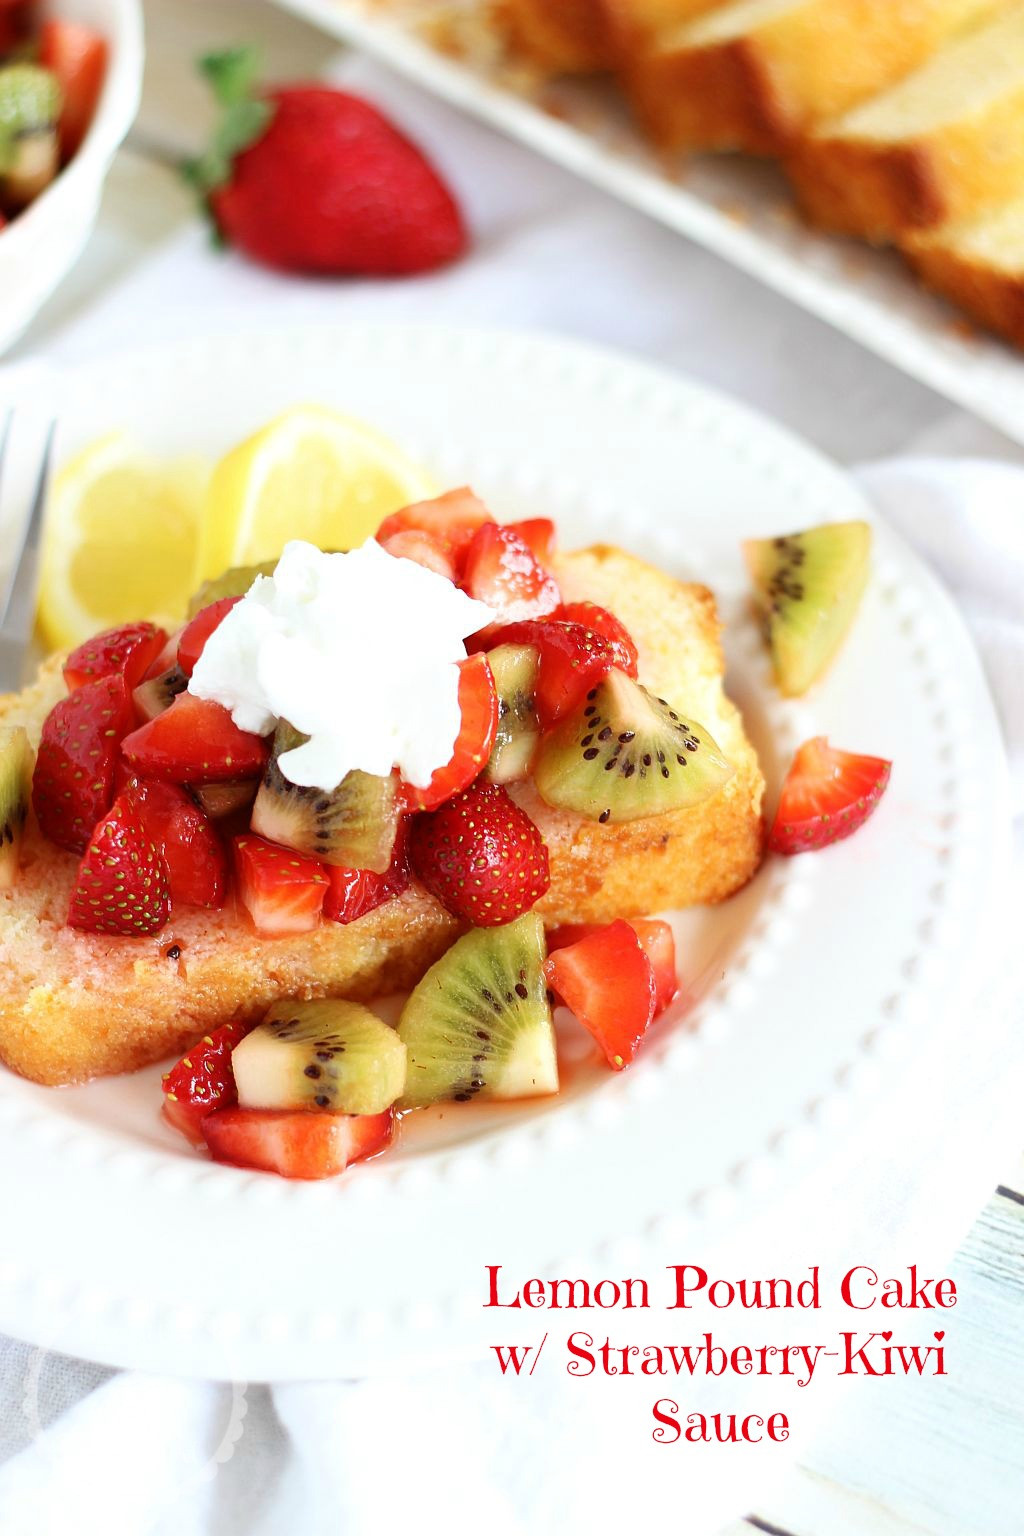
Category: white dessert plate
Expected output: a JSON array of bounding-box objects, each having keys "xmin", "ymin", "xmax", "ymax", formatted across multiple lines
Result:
[
  {"xmin": 272, "ymin": 0, "xmax": 1024, "ymax": 449},
  {"xmin": 0, "ymin": 323, "xmax": 1009, "ymax": 1380}
]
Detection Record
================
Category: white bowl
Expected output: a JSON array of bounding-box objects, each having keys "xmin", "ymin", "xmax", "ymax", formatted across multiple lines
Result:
[{"xmin": 0, "ymin": 0, "xmax": 143, "ymax": 355}]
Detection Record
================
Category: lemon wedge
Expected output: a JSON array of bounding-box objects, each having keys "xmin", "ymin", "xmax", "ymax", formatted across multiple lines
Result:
[
  {"xmin": 198, "ymin": 405, "xmax": 437, "ymax": 579},
  {"xmin": 37, "ymin": 434, "xmax": 208, "ymax": 652}
]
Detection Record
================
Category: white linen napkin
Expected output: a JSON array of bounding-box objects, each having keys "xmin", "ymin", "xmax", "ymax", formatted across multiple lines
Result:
[{"xmin": 0, "ymin": 46, "xmax": 1021, "ymax": 1536}]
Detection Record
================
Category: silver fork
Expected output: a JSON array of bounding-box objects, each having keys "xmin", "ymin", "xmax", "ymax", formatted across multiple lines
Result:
[{"xmin": 0, "ymin": 411, "xmax": 56, "ymax": 691}]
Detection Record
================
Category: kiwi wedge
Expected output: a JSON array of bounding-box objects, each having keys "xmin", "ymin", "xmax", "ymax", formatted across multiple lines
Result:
[
  {"xmin": 533, "ymin": 668, "xmax": 732, "ymax": 824},
  {"xmin": 0, "ymin": 726, "xmax": 32, "ymax": 891},
  {"xmin": 485, "ymin": 642, "xmax": 540, "ymax": 784},
  {"xmin": 233, "ymin": 1000, "xmax": 406, "ymax": 1115},
  {"xmin": 250, "ymin": 721, "xmax": 400, "ymax": 872},
  {"xmin": 744, "ymin": 521, "xmax": 871, "ymax": 697},
  {"xmin": 0, "ymin": 66, "xmax": 60, "ymax": 209},
  {"xmin": 132, "ymin": 663, "xmax": 187, "ymax": 722},
  {"xmin": 187, "ymin": 561, "xmax": 276, "ymax": 619},
  {"xmin": 192, "ymin": 780, "xmax": 258, "ymax": 820},
  {"xmin": 398, "ymin": 912, "xmax": 557, "ymax": 1109}
]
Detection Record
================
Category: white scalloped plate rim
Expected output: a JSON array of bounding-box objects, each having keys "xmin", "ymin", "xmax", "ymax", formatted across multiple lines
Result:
[{"xmin": 0, "ymin": 323, "xmax": 1009, "ymax": 1380}]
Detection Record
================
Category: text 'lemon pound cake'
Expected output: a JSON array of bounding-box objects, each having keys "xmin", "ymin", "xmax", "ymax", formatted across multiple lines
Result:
[
  {"xmin": 905, "ymin": 192, "xmax": 1024, "ymax": 344},
  {"xmin": 0, "ymin": 545, "xmax": 764, "ymax": 1087},
  {"xmin": 622, "ymin": 0, "xmax": 1007, "ymax": 153},
  {"xmin": 790, "ymin": 4, "xmax": 1024, "ymax": 239}
]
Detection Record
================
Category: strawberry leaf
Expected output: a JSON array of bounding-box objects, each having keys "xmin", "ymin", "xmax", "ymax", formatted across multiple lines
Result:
[{"xmin": 182, "ymin": 46, "xmax": 275, "ymax": 201}]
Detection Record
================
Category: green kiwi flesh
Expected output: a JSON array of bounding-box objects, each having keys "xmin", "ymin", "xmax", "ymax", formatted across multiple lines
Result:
[
  {"xmin": 132, "ymin": 663, "xmax": 187, "ymax": 722},
  {"xmin": 234, "ymin": 1000, "xmax": 406, "ymax": 1115},
  {"xmin": 250, "ymin": 722, "xmax": 400, "ymax": 872},
  {"xmin": 485, "ymin": 643, "xmax": 540, "ymax": 784},
  {"xmin": 398, "ymin": 912, "xmax": 557, "ymax": 1110},
  {"xmin": 744, "ymin": 521, "xmax": 871, "ymax": 697},
  {"xmin": 187, "ymin": 561, "xmax": 277, "ymax": 619},
  {"xmin": 533, "ymin": 668, "xmax": 732, "ymax": 823},
  {"xmin": 0, "ymin": 67, "xmax": 60, "ymax": 208},
  {"xmin": 0, "ymin": 726, "xmax": 32, "ymax": 891}
]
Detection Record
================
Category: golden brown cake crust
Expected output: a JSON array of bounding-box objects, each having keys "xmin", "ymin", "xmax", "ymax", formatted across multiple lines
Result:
[{"xmin": 0, "ymin": 546, "xmax": 765, "ymax": 1086}]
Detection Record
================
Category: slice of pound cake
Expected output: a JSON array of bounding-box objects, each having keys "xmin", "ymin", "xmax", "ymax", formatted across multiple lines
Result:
[{"xmin": 904, "ymin": 192, "xmax": 1024, "ymax": 344}]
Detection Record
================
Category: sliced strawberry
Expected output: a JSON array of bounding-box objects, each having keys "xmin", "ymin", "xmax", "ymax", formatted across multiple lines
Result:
[
  {"xmin": 544, "ymin": 919, "xmax": 657, "ymax": 1069},
  {"xmin": 121, "ymin": 694, "xmax": 270, "ymax": 784},
  {"xmin": 376, "ymin": 488, "xmax": 492, "ymax": 564},
  {"xmin": 122, "ymin": 777, "xmax": 228, "ymax": 909},
  {"xmin": 506, "ymin": 517, "xmax": 555, "ymax": 566},
  {"xmin": 63, "ymin": 623, "xmax": 168, "ymax": 693},
  {"xmin": 462, "ymin": 523, "xmax": 561, "ymax": 637},
  {"xmin": 380, "ymin": 528, "xmax": 457, "ymax": 582},
  {"xmin": 556, "ymin": 602, "xmax": 638, "ymax": 678},
  {"xmin": 39, "ymin": 19, "xmax": 107, "ymax": 160},
  {"xmin": 177, "ymin": 596, "xmax": 242, "ymax": 678},
  {"xmin": 33, "ymin": 674, "xmax": 134, "ymax": 852},
  {"xmin": 483, "ymin": 619, "xmax": 618, "ymax": 728},
  {"xmin": 549, "ymin": 917, "xmax": 678, "ymax": 1015},
  {"xmin": 233, "ymin": 834, "xmax": 328, "ymax": 935},
  {"xmin": 400, "ymin": 653, "xmax": 498, "ymax": 813},
  {"xmin": 769, "ymin": 737, "xmax": 892, "ymax": 855},
  {"xmin": 410, "ymin": 779, "xmax": 550, "ymax": 927},
  {"xmin": 201, "ymin": 1106, "xmax": 395, "ymax": 1179},
  {"xmin": 324, "ymin": 820, "xmax": 411, "ymax": 924},
  {"xmin": 162, "ymin": 1020, "xmax": 251, "ymax": 1147},
  {"xmin": 67, "ymin": 797, "xmax": 171, "ymax": 937}
]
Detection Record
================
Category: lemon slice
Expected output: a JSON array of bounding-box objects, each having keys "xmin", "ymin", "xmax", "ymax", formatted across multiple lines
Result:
[
  {"xmin": 198, "ymin": 405, "xmax": 437, "ymax": 580},
  {"xmin": 37, "ymin": 434, "xmax": 209, "ymax": 652}
]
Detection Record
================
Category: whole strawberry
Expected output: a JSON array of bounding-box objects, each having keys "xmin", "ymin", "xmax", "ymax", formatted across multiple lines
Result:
[
  {"xmin": 185, "ymin": 48, "xmax": 468, "ymax": 276},
  {"xmin": 410, "ymin": 779, "xmax": 550, "ymax": 927},
  {"xmin": 68, "ymin": 797, "xmax": 171, "ymax": 937}
]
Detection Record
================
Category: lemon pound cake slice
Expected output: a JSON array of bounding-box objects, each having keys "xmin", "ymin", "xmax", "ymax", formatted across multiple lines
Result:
[
  {"xmin": 904, "ymin": 193, "xmax": 1024, "ymax": 345},
  {"xmin": 789, "ymin": 5, "xmax": 1024, "ymax": 240},
  {"xmin": 598, "ymin": 0, "xmax": 731, "ymax": 61},
  {"xmin": 622, "ymin": 0, "xmax": 1006, "ymax": 153},
  {"xmin": 499, "ymin": 0, "xmax": 615, "ymax": 70}
]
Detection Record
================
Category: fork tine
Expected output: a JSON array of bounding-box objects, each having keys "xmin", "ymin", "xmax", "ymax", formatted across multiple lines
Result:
[{"xmin": 0, "ymin": 419, "xmax": 56, "ymax": 638}]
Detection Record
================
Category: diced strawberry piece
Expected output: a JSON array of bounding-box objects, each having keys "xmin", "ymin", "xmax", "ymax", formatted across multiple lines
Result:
[
  {"xmin": 63, "ymin": 623, "xmax": 168, "ymax": 693},
  {"xmin": 544, "ymin": 919, "xmax": 656, "ymax": 1069},
  {"xmin": 410, "ymin": 779, "xmax": 550, "ymax": 927},
  {"xmin": 67, "ymin": 797, "xmax": 171, "ymax": 937},
  {"xmin": 233, "ymin": 834, "xmax": 328, "ymax": 935},
  {"xmin": 380, "ymin": 528, "xmax": 456, "ymax": 582},
  {"xmin": 506, "ymin": 517, "xmax": 555, "ymax": 565},
  {"xmin": 324, "ymin": 820, "xmax": 411, "ymax": 924},
  {"xmin": 629, "ymin": 919, "xmax": 678, "ymax": 1014},
  {"xmin": 162, "ymin": 1020, "xmax": 251, "ymax": 1147},
  {"xmin": 549, "ymin": 917, "xmax": 678, "ymax": 1016},
  {"xmin": 141, "ymin": 629, "xmax": 183, "ymax": 681},
  {"xmin": 33, "ymin": 674, "xmax": 134, "ymax": 852},
  {"xmin": 462, "ymin": 523, "xmax": 561, "ymax": 637},
  {"xmin": 483, "ymin": 619, "xmax": 617, "ymax": 728},
  {"xmin": 376, "ymin": 488, "xmax": 492, "ymax": 563},
  {"xmin": 201, "ymin": 1106, "xmax": 395, "ymax": 1179},
  {"xmin": 400, "ymin": 652, "xmax": 498, "ymax": 813},
  {"xmin": 121, "ymin": 694, "xmax": 270, "ymax": 783},
  {"xmin": 122, "ymin": 777, "xmax": 228, "ymax": 909},
  {"xmin": 769, "ymin": 737, "xmax": 892, "ymax": 854},
  {"xmin": 556, "ymin": 602, "xmax": 638, "ymax": 678},
  {"xmin": 39, "ymin": 19, "xmax": 108, "ymax": 159},
  {"xmin": 176, "ymin": 596, "xmax": 242, "ymax": 678}
]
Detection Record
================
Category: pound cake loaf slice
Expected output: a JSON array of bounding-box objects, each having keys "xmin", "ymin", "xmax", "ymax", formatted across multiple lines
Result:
[
  {"xmin": 0, "ymin": 546, "xmax": 764, "ymax": 1086},
  {"xmin": 623, "ymin": 0, "xmax": 1006, "ymax": 154},
  {"xmin": 598, "ymin": 0, "xmax": 731, "ymax": 60},
  {"xmin": 498, "ymin": 0, "xmax": 614, "ymax": 70},
  {"xmin": 789, "ymin": 4, "xmax": 1024, "ymax": 239},
  {"xmin": 904, "ymin": 193, "xmax": 1024, "ymax": 344}
]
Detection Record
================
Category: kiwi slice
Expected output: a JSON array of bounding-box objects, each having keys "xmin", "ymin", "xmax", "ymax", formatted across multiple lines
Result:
[
  {"xmin": 192, "ymin": 780, "xmax": 258, "ymax": 820},
  {"xmin": 485, "ymin": 643, "xmax": 540, "ymax": 785},
  {"xmin": 0, "ymin": 66, "xmax": 60, "ymax": 209},
  {"xmin": 398, "ymin": 912, "xmax": 557, "ymax": 1110},
  {"xmin": 744, "ymin": 521, "xmax": 871, "ymax": 697},
  {"xmin": 250, "ymin": 721, "xmax": 400, "ymax": 873},
  {"xmin": 132, "ymin": 663, "xmax": 187, "ymax": 723},
  {"xmin": 233, "ymin": 1000, "xmax": 406, "ymax": 1115},
  {"xmin": 0, "ymin": 726, "xmax": 32, "ymax": 891},
  {"xmin": 187, "ymin": 561, "xmax": 276, "ymax": 619},
  {"xmin": 533, "ymin": 668, "xmax": 732, "ymax": 824}
]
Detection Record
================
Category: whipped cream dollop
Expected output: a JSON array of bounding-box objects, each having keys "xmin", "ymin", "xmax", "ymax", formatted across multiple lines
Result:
[{"xmin": 188, "ymin": 539, "xmax": 494, "ymax": 791}]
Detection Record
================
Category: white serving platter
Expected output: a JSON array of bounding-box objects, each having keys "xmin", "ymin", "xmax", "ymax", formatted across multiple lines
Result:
[
  {"xmin": 0, "ymin": 322, "xmax": 1009, "ymax": 1380},
  {"xmin": 271, "ymin": 0, "xmax": 1024, "ymax": 447}
]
